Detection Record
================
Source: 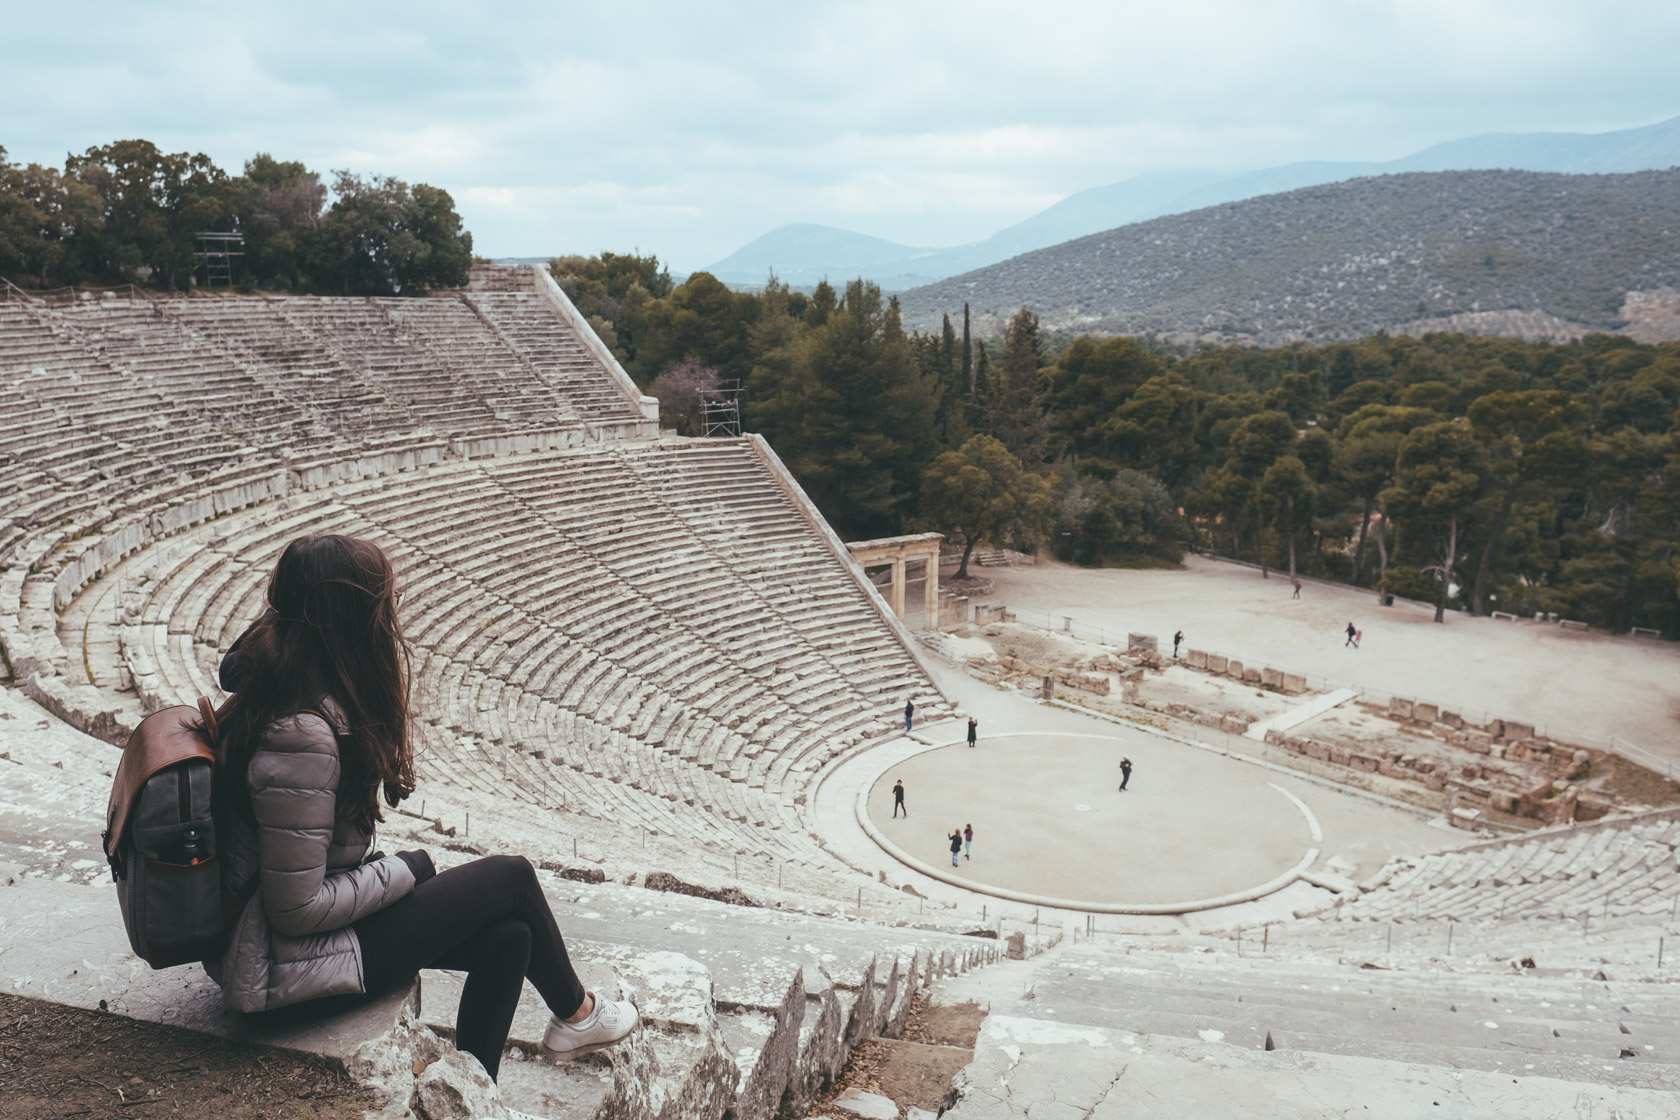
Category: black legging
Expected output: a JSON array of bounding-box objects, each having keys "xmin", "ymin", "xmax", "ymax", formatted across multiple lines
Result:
[{"xmin": 354, "ymin": 855, "xmax": 587, "ymax": 1080}]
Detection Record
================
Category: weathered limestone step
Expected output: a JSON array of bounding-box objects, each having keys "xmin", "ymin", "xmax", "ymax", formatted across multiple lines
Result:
[
  {"xmin": 941, "ymin": 1014, "xmax": 1674, "ymax": 1119},
  {"xmin": 938, "ymin": 939, "xmax": 1680, "ymax": 1093},
  {"xmin": 421, "ymin": 940, "xmax": 809, "ymax": 1120},
  {"xmin": 0, "ymin": 877, "xmax": 419, "ymax": 1064},
  {"xmin": 1243, "ymin": 688, "xmax": 1357, "ymax": 741}
]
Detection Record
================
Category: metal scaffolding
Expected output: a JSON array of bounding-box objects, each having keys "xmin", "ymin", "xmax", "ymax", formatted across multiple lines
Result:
[
  {"xmin": 194, "ymin": 232, "xmax": 244, "ymax": 288},
  {"xmin": 700, "ymin": 378, "xmax": 744, "ymax": 438}
]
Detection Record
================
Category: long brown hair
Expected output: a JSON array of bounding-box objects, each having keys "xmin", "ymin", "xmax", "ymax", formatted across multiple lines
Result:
[{"xmin": 216, "ymin": 534, "xmax": 415, "ymax": 832}]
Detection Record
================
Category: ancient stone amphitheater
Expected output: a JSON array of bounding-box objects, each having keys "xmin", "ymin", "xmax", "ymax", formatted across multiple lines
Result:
[{"xmin": 3, "ymin": 265, "xmax": 1677, "ymax": 1118}]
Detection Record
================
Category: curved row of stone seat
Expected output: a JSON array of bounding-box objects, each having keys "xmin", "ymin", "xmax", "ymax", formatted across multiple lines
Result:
[
  {"xmin": 1, "ymin": 282, "xmax": 648, "ymax": 485},
  {"xmin": 1337, "ymin": 808, "xmax": 1680, "ymax": 925},
  {"xmin": 3, "ymin": 274, "xmax": 950, "ymax": 923},
  {"xmin": 464, "ymin": 290, "xmax": 647, "ymax": 425},
  {"xmin": 0, "ymin": 678, "xmax": 1012, "ymax": 1120},
  {"xmin": 45, "ymin": 442, "xmax": 944, "ymax": 903},
  {"xmin": 55, "ymin": 505, "xmax": 915, "ymax": 910}
]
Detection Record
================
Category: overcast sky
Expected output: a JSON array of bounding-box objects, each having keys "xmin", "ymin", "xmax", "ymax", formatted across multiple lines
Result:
[{"xmin": 3, "ymin": 1, "xmax": 1676, "ymax": 270}]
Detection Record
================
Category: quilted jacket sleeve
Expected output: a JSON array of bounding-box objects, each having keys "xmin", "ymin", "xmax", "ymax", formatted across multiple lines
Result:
[{"xmin": 247, "ymin": 712, "xmax": 415, "ymax": 937}]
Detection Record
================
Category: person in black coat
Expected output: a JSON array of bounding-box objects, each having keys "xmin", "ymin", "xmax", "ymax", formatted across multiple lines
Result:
[
  {"xmin": 948, "ymin": 829, "xmax": 963, "ymax": 867},
  {"xmin": 966, "ymin": 717, "xmax": 978, "ymax": 747},
  {"xmin": 1119, "ymin": 757, "xmax": 1133, "ymax": 791}
]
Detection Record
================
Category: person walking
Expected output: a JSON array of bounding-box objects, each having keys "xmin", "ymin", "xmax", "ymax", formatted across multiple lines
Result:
[
  {"xmin": 1345, "ymin": 621, "xmax": 1357, "ymax": 647},
  {"xmin": 1172, "ymin": 630, "xmax": 1184, "ymax": 659},
  {"xmin": 949, "ymin": 829, "xmax": 963, "ymax": 867},
  {"xmin": 966, "ymin": 717, "xmax": 978, "ymax": 747},
  {"xmin": 1292, "ymin": 579, "xmax": 1302, "ymax": 600},
  {"xmin": 892, "ymin": 779, "xmax": 907, "ymax": 818},
  {"xmin": 1119, "ymin": 756, "xmax": 1133, "ymax": 792},
  {"xmin": 206, "ymin": 534, "xmax": 637, "ymax": 1083},
  {"xmin": 963, "ymin": 823, "xmax": 973, "ymax": 861},
  {"xmin": 904, "ymin": 698, "xmax": 915, "ymax": 732}
]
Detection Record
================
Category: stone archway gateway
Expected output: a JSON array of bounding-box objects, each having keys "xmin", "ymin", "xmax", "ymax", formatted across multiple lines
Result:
[{"xmin": 846, "ymin": 532, "xmax": 943, "ymax": 622}]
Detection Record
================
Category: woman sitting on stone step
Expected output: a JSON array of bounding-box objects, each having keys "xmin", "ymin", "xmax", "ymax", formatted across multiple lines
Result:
[{"xmin": 206, "ymin": 533, "xmax": 637, "ymax": 1081}]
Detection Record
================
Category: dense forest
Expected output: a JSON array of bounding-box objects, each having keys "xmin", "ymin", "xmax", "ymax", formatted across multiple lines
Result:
[
  {"xmin": 0, "ymin": 140, "xmax": 472, "ymax": 295},
  {"xmin": 554, "ymin": 254, "xmax": 1680, "ymax": 636}
]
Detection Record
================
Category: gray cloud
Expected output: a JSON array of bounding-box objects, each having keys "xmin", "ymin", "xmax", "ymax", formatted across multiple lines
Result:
[{"xmin": 3, "ymin": 0, "xmax": 1676, "ymax": 269}]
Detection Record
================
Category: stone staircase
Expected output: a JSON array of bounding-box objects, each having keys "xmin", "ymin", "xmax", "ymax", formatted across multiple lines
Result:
[
  {"xmin": 0, "ymin": 869, "xmax": 1021, "ymax": 1120},
  {"xmin": 932, "ymin": 936, "xmax": 1680, "ymax": 1117}
]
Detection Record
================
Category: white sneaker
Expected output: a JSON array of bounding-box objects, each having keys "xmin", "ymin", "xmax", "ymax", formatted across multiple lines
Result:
[{"xmin": 543, "ymin": 993, "xmax": 639, "ymax": 1057}]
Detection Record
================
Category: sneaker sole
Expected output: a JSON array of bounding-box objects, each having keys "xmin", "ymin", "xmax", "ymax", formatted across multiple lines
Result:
[{"xmin": 542, "ymin": 1027, "xmax": 637, "ymax": 1060}]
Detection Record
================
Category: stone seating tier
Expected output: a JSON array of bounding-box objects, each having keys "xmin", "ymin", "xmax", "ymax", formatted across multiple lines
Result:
[
  {"xmin": 3, "ymin": 867, "xmax": 1008, "ymax": 1120},
  {"xmin": 1336, "ymin": 809, "xmax": 1680, "ymax": 926},
  {"xmin": 938, "ymin": 935, "xmax": 1680, "ymax": 1117},
  {"xmin": 28, "ymin": 439, "xmax": 948, "ymax": 904}
]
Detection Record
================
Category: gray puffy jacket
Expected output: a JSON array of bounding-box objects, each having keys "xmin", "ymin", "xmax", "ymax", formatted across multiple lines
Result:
[{"xmin": 204, "ymin": 697, "xmax": 416, "ymax": 1013}]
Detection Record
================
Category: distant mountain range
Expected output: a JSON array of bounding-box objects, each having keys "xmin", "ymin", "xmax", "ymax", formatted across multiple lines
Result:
[
  {"xmin": 705, "ymin": 115, "xmax": 1680, "ymax": 290},
  {"xmin": 893, "ymin": 169, "xmax": 1680, "ymax": 346}
]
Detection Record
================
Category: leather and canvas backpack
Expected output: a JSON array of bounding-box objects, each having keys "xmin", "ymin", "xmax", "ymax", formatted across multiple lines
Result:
[{"xmin": 102, "ymin": 698, "xmax": 255, "ymax": 969}]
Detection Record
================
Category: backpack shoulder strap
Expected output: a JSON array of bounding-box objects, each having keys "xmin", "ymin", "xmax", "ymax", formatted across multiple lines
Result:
[
  {"xmin": 197, "ymin": 696, "xmax": 218, "ymax": 743},
  {"xmin": 104, "ymin": 705, "xmax": 215, "ymax": 870}
]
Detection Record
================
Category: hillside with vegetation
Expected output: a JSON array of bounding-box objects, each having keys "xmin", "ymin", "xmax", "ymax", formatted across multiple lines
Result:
[
  {"xmin": 550, "ymin": 253, "xmax": 1680, "ymax": 637},
  {"xmin": 897, "ymin": 170, "xmax": 1680, "ymax": 345}
]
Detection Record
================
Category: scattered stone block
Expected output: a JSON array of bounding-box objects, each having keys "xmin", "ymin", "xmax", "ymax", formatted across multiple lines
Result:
[
  {"xmin": 1241, "ymin": 667, "xmax": 1262, "ymax": 685},
  {"xmin": 1413, "ymin": 702, "xmax": 1439, "ymax": 724},
  {"xmin": 1575, "ymin": 793, "xmax": 1614, "ymax": 821},
  {"xmin": 1389, "ymin": 697, "xmax": 1414, "ymax": 720},
  {"xmin": 1006, "ymin": 932, "xmax": 1026, "ymax": 960},
  {"xmin": 834, "ymin": 1088, "xmax": 900, "ymax": 1120},
  {"xmin": 1280, "ymin": 672, "xmax": 1308, "ymax": 694},
  {"xmin": 1220, "ymin": 716, "xmax": 1249, "ymax": 735},
  {"xmin": 1226, "ymin": 659, "xmax": 1243, "ymax": 679},
  {"xmin": 1349, "ymin": 753, "xmax": 1379, "ymax": 772},
  {"xmin": 1488, "ymin": 790, "xmax": 1521, "ymax": 813},
  {"xmin": 1500, "ymin": 720, "xmax": 1535, "ymax": 742},
  {"xmin": 1127, "ymin": 633, "xmax": 1157, "ymax": 654},
  {"xmin": 1449, "ymin": 807, "xmax": 1482, "ymax": 831},
  {"xmin": 1304, "ymin": 741, "xmax": 1329, "ymax": 761},
  {"xmin": 413, "ymin": 1048, "xmax": 508, "ymax": 1120},
  {"xmin": 1185, "ymin": 649, "xmax": 1208, "ymax": 669},
  {"xmin": 1439, "ymin": 710, "xmax": 1464, "ymax": 729},
  {"xmin": 1261, "ymin": 667, "xmax": 1283, "ymax": 689},
  {"xmin": 1206, "ymin": 654, "xmax": 1228, "ymax": 674},
  {"xmin": 1056, "ymin": 670, "xmax": 1110, "ymax": 695}
]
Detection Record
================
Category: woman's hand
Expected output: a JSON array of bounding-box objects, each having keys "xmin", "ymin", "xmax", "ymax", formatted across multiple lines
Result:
[{"xmin": 395, "ymin": 849, "xmax": 437, "ymax": 886}]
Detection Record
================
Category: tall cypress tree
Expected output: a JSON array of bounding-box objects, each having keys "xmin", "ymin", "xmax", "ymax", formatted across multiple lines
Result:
[
  {"xmin": 961, "ymin": 302, "xmax": 973, "ymax": 398},
  {"xmin": 933, "ymin": 312, "xmax": 966, "ymax": 446},
  {"xmin": 986, "ymin": 308, "xmax": 1050, "ymax": 463},
  {"xmin": 972, "ymin": 340, "xmax": 992, "ymax": 435}
]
